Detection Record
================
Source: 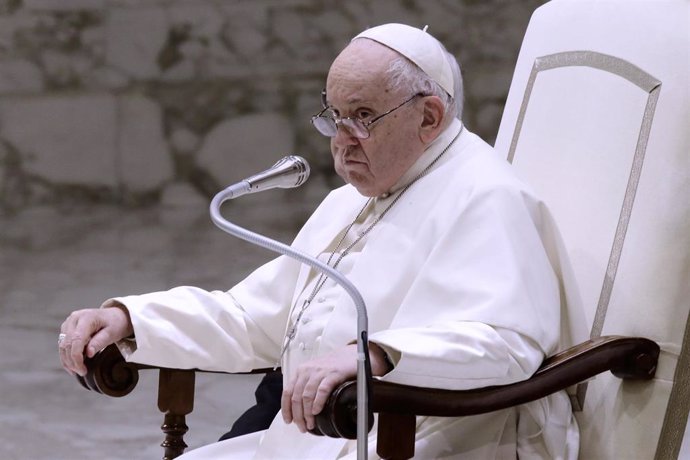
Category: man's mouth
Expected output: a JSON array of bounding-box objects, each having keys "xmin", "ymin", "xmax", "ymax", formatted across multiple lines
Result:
[{"xmin": 341, "ymin": 151, "xmax": 365, "ymax": 165}]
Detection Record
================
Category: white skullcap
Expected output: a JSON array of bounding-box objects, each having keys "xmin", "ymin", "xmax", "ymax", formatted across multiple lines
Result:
[{"xmin": 353, "ymin": 23, "xmax": 454, "ymax": 98}]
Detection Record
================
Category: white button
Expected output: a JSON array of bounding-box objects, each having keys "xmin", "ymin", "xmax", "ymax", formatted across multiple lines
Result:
[
  {"xmin": 318, "ymin": 296, "xmax": 326, "ymax": 303},
  {"xmin": 299, "ymin": 342, "xmax": 305, "ymax": 351},
  {"xmin": 302, "ymin": 316, "xmax": 311, "ymax": 324}
]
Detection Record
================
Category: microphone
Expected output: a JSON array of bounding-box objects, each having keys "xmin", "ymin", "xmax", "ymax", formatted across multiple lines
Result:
[
  {"xmin": 209, "ymin": 152, "xmax": 371, "ymax": 459},
  {"xmin": 220, "ymin": 155, "xmax": 310, "ymax": 199}
]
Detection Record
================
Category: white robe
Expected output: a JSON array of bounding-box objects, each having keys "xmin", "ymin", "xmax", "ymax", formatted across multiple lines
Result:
[{"xmin": 113, "ymin": 120, "xmax": 580, "ymax": 459}]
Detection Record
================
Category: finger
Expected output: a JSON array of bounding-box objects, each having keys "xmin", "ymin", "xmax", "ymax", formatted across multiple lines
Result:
[
  {"xmin": 63, "ymin": 310, "xmax": 99, "ymax": 376},
  {"xmin": 59, "ymin": 320, "xmax": 73, "ymax": 373},
  {"xmin": 86, "ymin": 326, "xmax": 117, "ymax": 358},
  {"xmin": 290, "ymin": 374, "xmax": 309, "ymax": 433},
  {"xmin": 59, "ymin": 315, "xmax": 82, "ymax": 374},
  {"xmin": 311, "ymin": 374, "xmax": 339, "ymax": 417},
  {"xmin": 70, "ymin": 312, "xmax": 101, "ymax": 375},
  {"xmin": 301, "ymin": 374, "xmax": 322, "ymax": 431},
  {"xmin": 281, "ymin": 383, "xmax": 294, "ymax": 424},
  {"xmin": 60, "ymin": 339, "xmax": 84, "ymax": 376},
  {"xmin": 291, "ymin": 392, "xmax": 307, "ymax": 432},
  {"xmin": 68, "ymin": 331, "xmax": 89, "ymax": 376},
  {"xmin": 58, "ymin": 340, "xmax": 75, "ymax": 376},
  {"xmin": 302, "ymin": 396, "xmax": 315, "ymax": 431}
]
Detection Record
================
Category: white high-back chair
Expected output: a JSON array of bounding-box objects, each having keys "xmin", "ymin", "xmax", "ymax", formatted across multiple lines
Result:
[{"xmin": 494, "ymin": 1, "xmax": 690, "ymax": 458}]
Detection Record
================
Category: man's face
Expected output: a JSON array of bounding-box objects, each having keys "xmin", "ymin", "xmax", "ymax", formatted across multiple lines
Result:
[{"xmin": 325, "ymin": 40, "xmax": 426, "ymax": 197}]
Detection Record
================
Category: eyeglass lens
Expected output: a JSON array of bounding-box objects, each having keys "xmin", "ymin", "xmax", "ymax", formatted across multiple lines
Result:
[{"xmin": 311, "ymin": 115, "xmax": 370, "ymax": 139}]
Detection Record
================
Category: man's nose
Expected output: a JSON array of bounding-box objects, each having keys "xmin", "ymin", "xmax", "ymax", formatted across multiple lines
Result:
[{"xmin": 333, "ymin": 124, "xmax": 359, "ymax": 147}]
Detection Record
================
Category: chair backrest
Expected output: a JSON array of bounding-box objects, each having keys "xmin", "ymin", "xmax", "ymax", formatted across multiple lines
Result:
[{"xmin": 493, "ymin": 1, "xmax": 690, "ymax": 458}]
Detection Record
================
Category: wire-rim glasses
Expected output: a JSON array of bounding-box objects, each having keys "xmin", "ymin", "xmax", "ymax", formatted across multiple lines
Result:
[{"xmin": 310, "ymin": 90, "xmax": 424, "ymax": 139}]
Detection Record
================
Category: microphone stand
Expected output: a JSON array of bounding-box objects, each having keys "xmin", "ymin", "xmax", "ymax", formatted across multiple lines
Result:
[{"xmin": 210, "ymin": 186, "xmax": 371, "ymax": 460}]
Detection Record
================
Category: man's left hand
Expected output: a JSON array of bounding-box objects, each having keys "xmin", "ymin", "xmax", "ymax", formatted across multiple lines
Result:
[{"xmin": 281, "ymin": 342, "xmax": 392, "ymax": 433}]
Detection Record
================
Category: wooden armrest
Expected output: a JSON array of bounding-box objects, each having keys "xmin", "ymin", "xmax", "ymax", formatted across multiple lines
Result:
[
  {"xmin": 76, "ymin": 343, "xmax": 141, "ymax": 397},
  {"xmin": 76, "ymin": 336, "xmax": 658, "ymax": 459},
  {"xmin": 312, "ymin": 335, "xmax": 659, "ymax": 441},
  {"xmin": 76, "ymin": 345, "xmax": 276, "ymax": 397}
]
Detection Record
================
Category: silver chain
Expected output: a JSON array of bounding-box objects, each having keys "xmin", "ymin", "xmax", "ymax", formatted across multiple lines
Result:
[{"xmin": 277, "ymin": 126, "xmax": 463, "ymax": 364}]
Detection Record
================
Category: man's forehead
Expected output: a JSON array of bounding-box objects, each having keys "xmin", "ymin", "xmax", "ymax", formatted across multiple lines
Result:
[
  {"xmin": 325, "ymin": 78, "xmax": 390, "ymax": 107},
  {"xmin": 324, "ymin": 86, "xmax": 381, "ymax": 106}
]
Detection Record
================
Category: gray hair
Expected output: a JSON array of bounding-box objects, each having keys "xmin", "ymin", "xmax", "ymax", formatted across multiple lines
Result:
[{"xmin": 386, "ymin": 49, "xmax": 464, "ymax": 123}]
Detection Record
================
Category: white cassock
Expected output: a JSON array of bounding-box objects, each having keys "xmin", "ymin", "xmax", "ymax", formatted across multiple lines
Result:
[{"xmin": 112, "ymin": 119, "xmax": 581, "ymax": 459}]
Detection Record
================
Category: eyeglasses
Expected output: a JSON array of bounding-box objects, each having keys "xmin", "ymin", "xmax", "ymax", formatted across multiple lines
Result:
[{"xmin": 310, "ymin": 89, "xmax": 424, "ymax": 139}]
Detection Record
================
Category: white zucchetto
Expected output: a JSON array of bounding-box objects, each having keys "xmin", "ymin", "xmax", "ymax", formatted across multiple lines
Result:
[{"xmin": 353, "ymin": 23, "xmax": 454, "ymax": 98}]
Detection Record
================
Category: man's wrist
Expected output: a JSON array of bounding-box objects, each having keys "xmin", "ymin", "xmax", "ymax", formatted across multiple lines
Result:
[
  {"xmin": 101, "ymin": 299, "xmax": 135, "ymax": 339},
  {"xmin": 369, "ymin": 342, "xmax": 395, "ymax": 375},
  {"xmin": 381, "ymin": 350, "xmax": 395, "ymax": 372}
]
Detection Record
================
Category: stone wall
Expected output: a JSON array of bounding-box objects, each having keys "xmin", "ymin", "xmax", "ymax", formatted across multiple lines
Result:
[{"xmin": 0, "ymin": 0, "xmax": 546, "ymax": 215}]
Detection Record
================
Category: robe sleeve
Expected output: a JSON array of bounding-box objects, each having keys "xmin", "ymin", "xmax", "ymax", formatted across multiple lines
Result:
[{"xmin": 111, "ymin": 251, "xmax": 302, "ymax": 372}]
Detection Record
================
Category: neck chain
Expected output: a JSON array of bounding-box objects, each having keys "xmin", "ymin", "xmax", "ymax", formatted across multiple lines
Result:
[{"xmin": 277, "ymin": 126, "xmax": 463, "ymax": 364}]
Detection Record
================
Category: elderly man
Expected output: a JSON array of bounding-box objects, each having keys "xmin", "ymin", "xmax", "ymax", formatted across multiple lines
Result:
[{"xmin": 60, "ymin": 24, "xmax": 579, "ymax": 459}]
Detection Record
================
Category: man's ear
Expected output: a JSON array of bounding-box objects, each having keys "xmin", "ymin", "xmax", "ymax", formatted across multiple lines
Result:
[{"xmin": 419, "ymin": 95, "xmax": 446, "ymax": 144}]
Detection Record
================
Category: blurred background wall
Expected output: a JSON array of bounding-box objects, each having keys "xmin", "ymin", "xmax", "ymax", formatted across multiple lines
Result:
[{"xmin": 0, "ymin": 0, "xmax": 547, "ymax": 217}]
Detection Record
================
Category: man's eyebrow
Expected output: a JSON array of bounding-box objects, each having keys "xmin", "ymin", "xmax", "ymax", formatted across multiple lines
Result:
[
  {"xmin": 329, "ymin": 96, "xmax": 374, "ymax": 107},
  {"xmin": 346, "ymin": 95, "xmax": 366, "ymax": 104}
]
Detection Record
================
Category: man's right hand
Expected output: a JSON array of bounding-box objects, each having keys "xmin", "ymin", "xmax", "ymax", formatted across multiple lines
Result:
[{"xmin": 59, "ymin": 304, "xmax": 134, "ymax": 377}]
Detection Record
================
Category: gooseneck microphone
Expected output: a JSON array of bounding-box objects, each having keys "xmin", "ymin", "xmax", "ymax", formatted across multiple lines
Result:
[
  {"xmin": 209, "ymin": 155, "xmax": 371, "ymax": 460},
  {"xmin": 218, "ymin": 155, "xmax": 310, "ymax": 199}
]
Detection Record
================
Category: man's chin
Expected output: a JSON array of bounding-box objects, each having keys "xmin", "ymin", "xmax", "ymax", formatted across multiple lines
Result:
[
  {"xmin": 349, "ymin": 181, "xmax": 380, "ymax": 198},
  {"xmin": 336, "ymin": 169, "xmax": 379, "ymax": 197}
]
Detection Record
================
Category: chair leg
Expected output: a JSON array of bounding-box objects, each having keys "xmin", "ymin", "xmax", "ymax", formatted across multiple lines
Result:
[
  {"xmin": 158, "ymin": 369, "xmax": 195, "ymax": 460},
  {"xmin": 161, "ymin": 413, "xmax": 189, "ymax": 460},
  {"xmin": 376, "ymin": 412, "xmax": 416, "ymax": 460}
]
